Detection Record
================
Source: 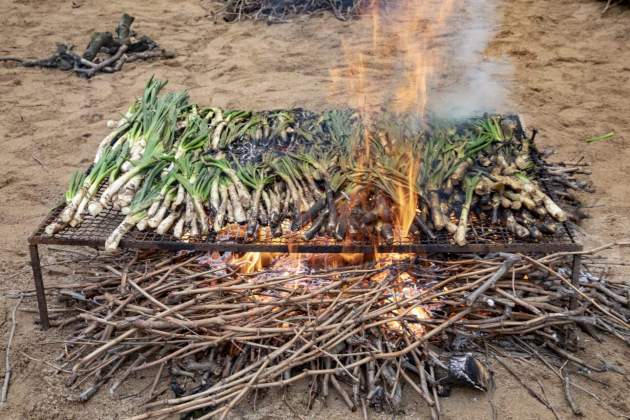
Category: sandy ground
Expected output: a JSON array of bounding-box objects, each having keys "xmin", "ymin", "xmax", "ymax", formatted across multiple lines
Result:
[{"xmin": 0, "ymin": 0, "xmax": 629, "ymax": 418}]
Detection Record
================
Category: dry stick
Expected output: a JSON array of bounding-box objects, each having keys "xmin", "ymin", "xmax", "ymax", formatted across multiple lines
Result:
[
  {"xmin": 215, "ymin": 357, "xmax": 272, "ymax": 420},
  {"xmin": 400, "ymin": 370, "xmax": 433, "ymax": 407},
  {"xmin": 495, "ymin": 288, "xmax": 543, "ymax": 315},
  {"xmin": 521, "ymin": 254, "xmax": 630, "ymax": 329},
  {"xmin": 603, "ymin": 0, "xmax": 614, "ymax": 14},
  {"xmin": 561, "ymin": 365, "xmax": 583, "ymax": 417},
  {"xmin": 71, "ymin": 258, "xmax": 196, "ymax": 342},
  {"xmin": 429, "ymin": 364, "xmax": 441, "ymax": 416},
  {"xmin": 535, "ymin": 378, "xmax": 562, "ymax": 420},
  {"xmin": 19, "ymin": 351, "xmax": 72, "ymax": 373},
  {"xmin": 493, "ymin": 356, "xmax": 560, "ymax": 420},
  {"xmin": 125, "ymin": 49, "xmax": 174, "ymax": 62},
  {"xmin": 0, "ymin": 295, "xmax": 23, "ymax": 406},
  {"xmin": 401, "ymin": 334, "xmax": 434, "ymax": 407},
  {"xmin": 147, "ymin": 363, "xmax": 166, "ymax": 401},
  {"xmin": 545, "ymin": 342, "xmax": 605, "ymax": 373},
  {"xmin": 330, "ymin": 374, "xmax": 355, "ymax": 411},
  {"xmin": 466, "ymin": 255, "xmax": 520, "ymax": 306},
  {"xmin": 80, "ymin": 44, "xmax": 128, "ymax": 78},
  {"xmin": 538, "ymin": 241, "xmax": 621, "ymax": 262}
]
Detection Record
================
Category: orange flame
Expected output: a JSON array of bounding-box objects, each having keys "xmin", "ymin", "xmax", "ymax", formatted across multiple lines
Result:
[
  {"xmin": 331, "ymin": 0, "xmax": 458, "ymax": 119},
  {"xmin": 231, "ymin": 252, "xmax": 265, "ymax": 274},
  {"xmin": 396, "ymin": 147, "xmax": 419, "ymax": 239},
  {"xmin": 328, "ymin": 0, "xmax": 459, "ymax": 244}
]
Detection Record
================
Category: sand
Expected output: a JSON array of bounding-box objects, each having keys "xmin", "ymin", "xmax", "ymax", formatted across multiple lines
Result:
[{"xmin": 0, "ymin": 0, "xmax": 629, "ymax": 418}]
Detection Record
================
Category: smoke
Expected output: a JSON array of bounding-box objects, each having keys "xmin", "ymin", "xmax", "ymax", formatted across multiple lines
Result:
[
  {"xmin": 329, "ymin": 0, "xmax": 511, "ymax": 121},
  {"xmin": 426, "ymin": 0, "xmax": 512, "ymax": 119}
]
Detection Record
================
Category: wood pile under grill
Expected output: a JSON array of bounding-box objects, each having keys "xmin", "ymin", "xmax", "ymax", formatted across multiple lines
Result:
[
  {"xmin": 43, "ymin": 79, "xmax": 590, "ymax": 252},
  {"xmin": 41, "ymin": 249, "xmax": 629, "ymax": 419}
]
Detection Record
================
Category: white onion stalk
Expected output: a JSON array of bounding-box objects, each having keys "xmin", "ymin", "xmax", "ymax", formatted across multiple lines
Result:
[
  {"xmin": 192, "ymin": 198, "xmax": 209, "ymax": 236},
  {"xmin": 206, "ymin": 157, "xmax": 251, "ymax": 207},
  {"xmin": 136, "ymin": 217, "xmax": 149, "ymax": 231},
  {"xmin": 99, "ymin": 164, "xmax": 149, "ymax": 208},
  {"xmin": 213, "ymin": 183, "xmax": 229, "ymax": 232},
  {"xmin": 117, "ymin": 174, "xmax": 145, "ymax": 206},
  {"xmin": 146, "ymin": 173, "xmax": 176, "ymax": 219},
  {"xmin": 209, "ymin": 176, "xmax": 220, "ymax": 213},
  {"xmin": 173, "ymin": 184, "xmax": 185, "ymax": 209},
  {"xmin": 94, "ymin": 108, "xmax": 134, "ymax": 164},
  {"xmin": 60, "ymin": 182, "xmax": 90, "ymax": 223},
  {"xmin": 173, "ymin": 216, "xmax": 185, "ymax": 238},
  {"xmin": 88, "ymin": 200, "xmax": 103, "ymax": 216},
  {"xmin": 112, "ymin": 195, "xmax": 122, "ymax": 211},
  {"xmin": 454, "ymin": 176, "xmax": 479, "ymax": 246},
  {"xmin": 228, "ymin": 184, "xmax": 247, "ymax": 223},
  {"xmin": 148, "ymin": 190, "xmax": 174, "ymax": 228},
  {"xmin": 156, "ymin": 211, "xmax": 180, "ymax": 235},
  {"xmin": 147, "ymin": 200, "xmax": 161, "ymax": 218},
  {"xmin": 183, "ymin": 195, "xmax": 194, "ymax": 226},
  {"xmin": 99, "ymin": 107, "xmax": 175, "ymax": 208},
  {"xmin": 116, "ymin": 195, "xmax": 132, "ymax": 210},
  {"xmin": 105, "ymin": 211, "xmax": 146, "ymax": 252},
  {"xmin": 262, "ymin": 190, "xmax": 272, "ymax": 216},
  {"xmin": 69, "ymin": 190, "xmax": 95, "ymax": 227},
  {"xmin": 518, "ymin": 176, "xmax": 567, "ymax": 221},
  {"xmin": 45, "ymin": 221, "xmax": 66, "ymax": 235},
  {"xmin": 62, "ymin": 147, "xmax": 121, "ymax": 224},
  {"xmin": 226, "ymin": 198, "xmax": 235, "ymax": 223},
  {"xmin": 121, "ymin": 138, "xmax": 146, "ymax": 172},
  {"xmin": 190, "ymin": 216, "xmax": 199, "ymax": 237},
  {"xmin": 211, "ymin": 121, "xmax": 227, "ymax": 150}
]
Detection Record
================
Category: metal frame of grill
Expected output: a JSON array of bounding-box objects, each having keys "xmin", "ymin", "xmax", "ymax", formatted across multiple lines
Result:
[{"xmin": 26, "ymin": 114, "xmax": 584, "ymax": 329}]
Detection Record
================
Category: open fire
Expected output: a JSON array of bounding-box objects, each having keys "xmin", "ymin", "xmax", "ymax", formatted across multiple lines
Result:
[
  {"xmin": 48, "ymin": 247, "xmax": 629, "ymax": 419},
  {"xmin": 26, "ymin": 2, "xmax": 629, "ymax": 420}
]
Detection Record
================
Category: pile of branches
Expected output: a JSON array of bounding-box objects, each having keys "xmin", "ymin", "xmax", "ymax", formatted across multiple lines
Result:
[
  {"xmin": 45, "ymin": 79, "xmax": 590, "ymax": 251},
  {"xmin": 0, "ymin": 14, "xmax": 174, "ymax": 78},
  {"xmin": 603, "ymin": 0, "xmax": 630, "ymax": 14},
  {"xmin": 43, "ymin": 249, "xmax": 629, "ymax": 418},
  {"xmin": 215, "ymin": 0, "xmax": 369, "ymax": 22}
]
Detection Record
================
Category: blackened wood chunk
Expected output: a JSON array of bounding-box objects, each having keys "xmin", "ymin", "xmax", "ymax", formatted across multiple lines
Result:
[
  {"xmin": 116, "ymin": 13, "xmax": 135, "ymax": 43},
  {"xmin": 83, "ymin": 31, "xmax": 115, "ymax": 61},
  {"xmin": 127, "ymin": 35, "xmax": 159, "ymax": 53}
]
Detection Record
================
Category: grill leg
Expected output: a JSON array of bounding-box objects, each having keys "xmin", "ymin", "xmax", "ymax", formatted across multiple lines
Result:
[
  {"xmin": 29, "ymin": 244, "xmax": 49, "ymax": 330},
  {"xmin": 570, "ymin": 254, "xmax": 582, "ymax": 310}
]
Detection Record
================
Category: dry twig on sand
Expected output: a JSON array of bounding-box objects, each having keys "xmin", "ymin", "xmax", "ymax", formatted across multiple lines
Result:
[{"xmin": 0, "ymin": 294, "xmax": 23, "ymax": 406}]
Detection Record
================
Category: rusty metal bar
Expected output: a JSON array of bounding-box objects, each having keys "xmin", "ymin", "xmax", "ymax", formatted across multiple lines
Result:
[{"xmin": 29, "ymin": 244, "xmax": 50, "ymax": 330}]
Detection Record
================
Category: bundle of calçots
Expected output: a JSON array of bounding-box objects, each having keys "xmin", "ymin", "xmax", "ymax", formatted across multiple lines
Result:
[{"xmin": 46, "ymin": 78, "xmax": 584, "ymax": 251}]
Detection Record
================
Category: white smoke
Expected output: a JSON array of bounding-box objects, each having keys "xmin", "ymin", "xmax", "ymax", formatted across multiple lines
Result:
[{"xmin": 427, "ymin": 0, "xmax": 512, "ymax": 119}]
